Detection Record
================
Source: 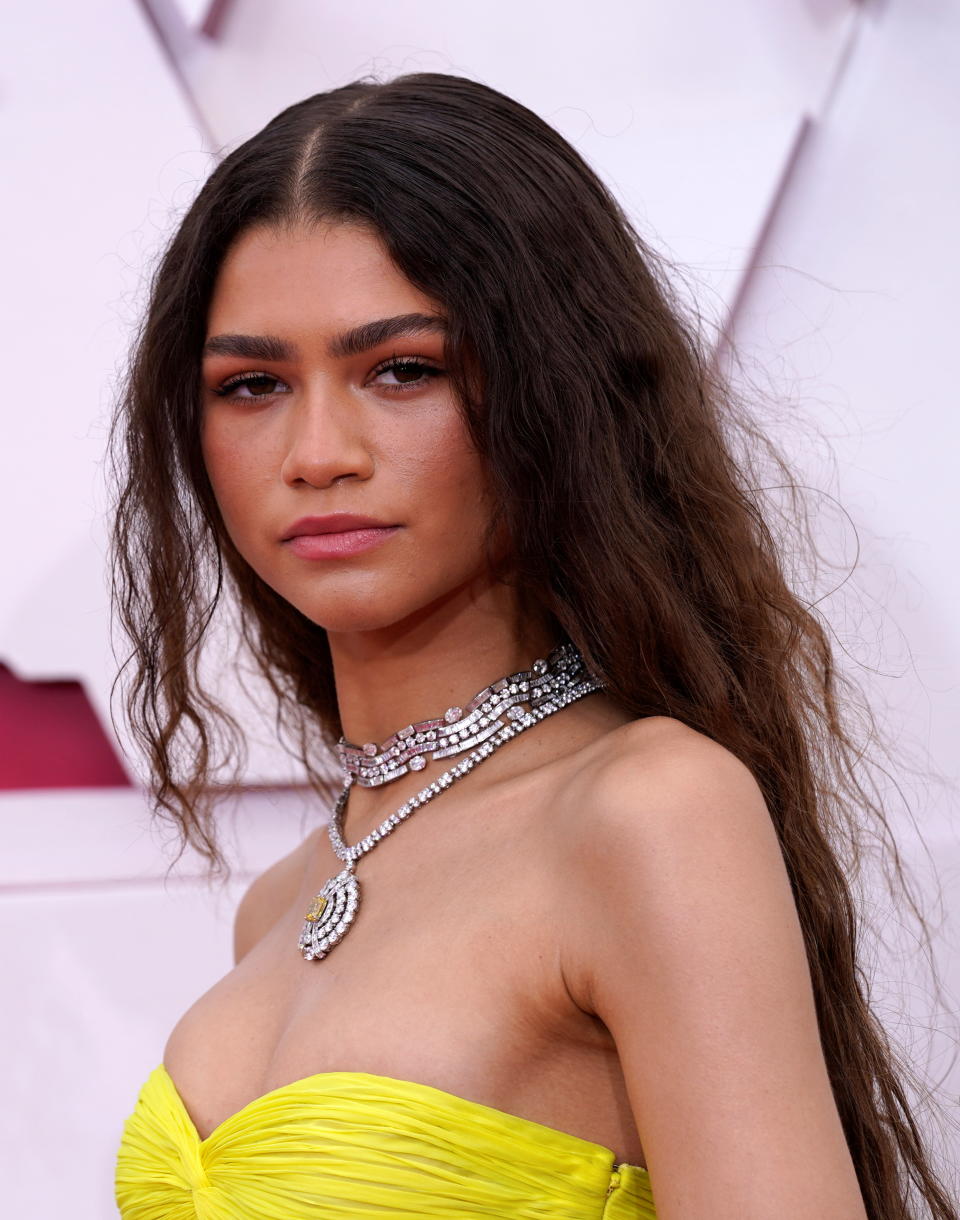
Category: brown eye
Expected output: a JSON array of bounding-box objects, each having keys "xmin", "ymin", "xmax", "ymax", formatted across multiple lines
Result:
[
  {"xmin": 371, "ymin": 358, "xmax": 443, "ymax": 391},
  {"xmin": 214, "ymin": 372, "xmax": 289, "ymax": 399}
]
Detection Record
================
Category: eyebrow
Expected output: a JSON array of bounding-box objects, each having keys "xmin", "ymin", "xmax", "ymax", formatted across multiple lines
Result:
[{"xmin": 202, "ymin": 312, "xmax": 447, "ymax": 362}]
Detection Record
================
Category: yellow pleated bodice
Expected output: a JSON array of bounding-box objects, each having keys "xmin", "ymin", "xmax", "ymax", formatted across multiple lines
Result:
[{"xmin": 115, "ymin": 1063, "xmax": 656, "ymax": 1219}]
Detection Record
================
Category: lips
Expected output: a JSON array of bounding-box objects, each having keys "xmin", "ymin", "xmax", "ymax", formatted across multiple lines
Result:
[
  {"xmin": 284, "ymin": 524, "xmax": 400, "ymax": 560},
  {"xmin": 280, "ymin": 513, "xmax": 396, "ymax": 540}
]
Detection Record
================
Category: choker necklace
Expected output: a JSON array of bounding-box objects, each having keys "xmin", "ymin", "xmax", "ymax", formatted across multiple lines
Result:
[
  {"xmin": 299, "ymin": 642, "xmax": 604, "ymax": 962},
  {"xmin": 336, "ymin": 642, "xmax": 590, "ymax": 787}
]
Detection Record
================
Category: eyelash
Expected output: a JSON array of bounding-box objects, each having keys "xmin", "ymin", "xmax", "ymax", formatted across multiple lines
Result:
[{"xmin": 211, "ymin": 356, "xmax": 443, "ymax": 400}]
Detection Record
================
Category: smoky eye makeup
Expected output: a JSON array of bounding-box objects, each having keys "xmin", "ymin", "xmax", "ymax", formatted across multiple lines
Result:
[
  {"xmin": 209, "ymin": 356, "xmax": 445, "ymax": 402},
  {"xmin": 367, "ymin": 355, "xmax": 445, "ymax": 392},
  {"xmin": 211, "ymin": 371, "xmax": 289, "ymax": 400}
]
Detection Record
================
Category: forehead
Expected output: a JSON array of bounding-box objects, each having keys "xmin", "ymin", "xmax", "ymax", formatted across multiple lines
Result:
[{"xmin": 206, "ymin": 220, "xmax": 437, "ymax": 336}]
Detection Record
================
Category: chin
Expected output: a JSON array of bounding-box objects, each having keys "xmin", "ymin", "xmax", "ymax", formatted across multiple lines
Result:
[
  {"xmin": 288, "ymin": 587, "xmax": 436, "ymax": 636},
  {"xmin": 261, "ymin": 554, "xmax": 491, "ymax": 636}
]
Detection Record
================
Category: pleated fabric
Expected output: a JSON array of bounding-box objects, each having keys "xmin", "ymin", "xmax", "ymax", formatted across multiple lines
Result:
[{"xmin": 115, "ymin": 1064, "xmax": 656, "ymax": 1219}]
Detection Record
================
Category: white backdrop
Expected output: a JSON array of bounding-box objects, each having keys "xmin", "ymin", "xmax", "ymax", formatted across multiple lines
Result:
[{"xmin": 1, "ymin": 1, "xmax": 957, "ymax": 1214}]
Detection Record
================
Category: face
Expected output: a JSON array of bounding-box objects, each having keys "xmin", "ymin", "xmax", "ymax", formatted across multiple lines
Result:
[{"xmin": 200, "ymin": 220, "xmax": 505, "ymax": 638}]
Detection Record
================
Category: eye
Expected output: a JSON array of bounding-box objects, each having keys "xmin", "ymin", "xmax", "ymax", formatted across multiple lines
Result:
[
  {"xmin": 369, "ymin": 357, "xmax": 443, "ymax": 392},
  {"xmin": 212, "ymin": 371, "xmax": 289, "ymax": 400}
]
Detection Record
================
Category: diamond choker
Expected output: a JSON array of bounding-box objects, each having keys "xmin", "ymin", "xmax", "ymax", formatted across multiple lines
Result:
[{"xmin": 335, "ymin": 641, "xmax": 597, "ymax": 787}]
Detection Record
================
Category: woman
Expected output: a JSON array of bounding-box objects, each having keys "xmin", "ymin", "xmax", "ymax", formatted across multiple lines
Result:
[{"xmin": 110, "ymin": 73, "xmax": 956, "ymax": 1218}]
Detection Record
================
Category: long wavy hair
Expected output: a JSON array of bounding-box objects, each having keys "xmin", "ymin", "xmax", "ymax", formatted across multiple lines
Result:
[{"xmin": 107, "ymin": 72, "xmax": 957, "ymax": 1217}]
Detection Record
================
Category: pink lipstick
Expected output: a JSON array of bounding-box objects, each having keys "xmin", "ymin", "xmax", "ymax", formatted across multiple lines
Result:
[{"xmin": 281, "ymin": 513, "xmax": 400, "ymax": 560}]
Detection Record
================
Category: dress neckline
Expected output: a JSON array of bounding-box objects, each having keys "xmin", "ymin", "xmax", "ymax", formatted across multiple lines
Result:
[{"xmin": 156, "ymin": 1061, "xmax": 649, "ymax": 1176}]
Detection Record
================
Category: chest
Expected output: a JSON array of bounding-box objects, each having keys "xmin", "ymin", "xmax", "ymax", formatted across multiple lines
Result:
[{"xmin": 162, "ymin": 791, "xmax": 645, "ymax": 1165}]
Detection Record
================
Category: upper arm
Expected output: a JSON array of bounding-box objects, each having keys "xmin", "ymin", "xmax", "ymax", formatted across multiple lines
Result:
[
  {"xmin": 561, "ymin": 721, "xmax": 867, "ymax": 1218},
  {"xmin": 233, "ymin": 832, "xmax": 316, "ymax": 965}
]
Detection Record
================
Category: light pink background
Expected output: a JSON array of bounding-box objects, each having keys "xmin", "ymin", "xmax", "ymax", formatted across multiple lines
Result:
[{"xmin": 2, "ymin": 1, "xmax": 957, "ymax": 1214}]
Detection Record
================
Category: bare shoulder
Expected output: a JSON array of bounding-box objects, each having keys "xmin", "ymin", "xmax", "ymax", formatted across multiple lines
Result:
[
  {"xmin": 554, "ymin": 713, "xmax": 788, "ymax": 1007},
  {"xmin": 233, "ymin": 830, "xmax": 319, "ymax": 965},
  {"xmin": 555, "ymin": 712, "xmax": 775, "ymax": 867},
  {"xmin": 551, "ymin": 717, "xmax": 864, "ymax": 1211},
  {"xmin": 575, "ymin": 712, "xmax": 765, "ymax": 824}
]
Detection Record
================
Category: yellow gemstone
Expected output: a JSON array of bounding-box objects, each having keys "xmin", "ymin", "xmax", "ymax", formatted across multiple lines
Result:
[{"xmin": 305, "ymin": 895, "xmax": 327, "ymax": 922}]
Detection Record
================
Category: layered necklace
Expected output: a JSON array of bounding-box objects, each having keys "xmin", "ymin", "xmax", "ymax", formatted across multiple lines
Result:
[{"xmin": 298, "ymin": 641, "xmax": 604, "ymax": 961}]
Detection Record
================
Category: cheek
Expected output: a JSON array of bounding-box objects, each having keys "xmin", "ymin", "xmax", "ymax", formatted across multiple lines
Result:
[
  {"xmin": 394, "ymin": 416, "xmax": 492, "ymax": 536},
  {"xmin": 409, "ymin": 432, "xmax": 512, "ymax": 586},
  {"xmin": 200, "ymin": 418, "xmax": 259, "ymax": 539}
]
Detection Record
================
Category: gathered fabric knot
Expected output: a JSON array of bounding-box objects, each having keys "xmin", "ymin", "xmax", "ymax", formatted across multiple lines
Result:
[
  {"xmin": 115, "ymin": 1066, "xmax": 222, "ymax": 1219},
  {"xmin": 181, "ymin": 1145, "xmax": 210, "ymax": 1192},
  {"xmin": 190, "ymin": 1180, "xmax": 226, "ymax": 1220}
]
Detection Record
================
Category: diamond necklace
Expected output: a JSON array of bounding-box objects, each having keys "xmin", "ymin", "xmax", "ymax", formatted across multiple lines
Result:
[
  {"xmin": 298, "ymin": 644, "xmax": 604, "ymax": 962},
  {"xmin": 336, "ymin": 642, "xmax": 590, "ymax": 786}
]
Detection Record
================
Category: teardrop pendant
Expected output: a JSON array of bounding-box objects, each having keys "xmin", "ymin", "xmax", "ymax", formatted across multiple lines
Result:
[{"xmin": 298, "ymin": 864, "xmax": 361, "ymax": 960}]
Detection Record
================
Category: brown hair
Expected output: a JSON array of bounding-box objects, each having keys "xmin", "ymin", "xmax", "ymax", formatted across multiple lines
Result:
[{"xmin": 107, "ymin": 72, "xmax": 958, "ymax": 1216}]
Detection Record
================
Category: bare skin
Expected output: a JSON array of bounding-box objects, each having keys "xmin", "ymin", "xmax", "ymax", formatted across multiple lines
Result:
[
  {"xmin": 163, "ymin": 218, "xmax": 869, "ymax": 1215},
  {"xmin": 164, "ymin": 708, "xmax": 673, "ymax": 1168}
]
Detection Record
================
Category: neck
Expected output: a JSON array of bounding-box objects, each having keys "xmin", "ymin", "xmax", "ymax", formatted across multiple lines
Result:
[{"xmin": 328, "ymin": 579, "xmax": 558, "ymax": 750}]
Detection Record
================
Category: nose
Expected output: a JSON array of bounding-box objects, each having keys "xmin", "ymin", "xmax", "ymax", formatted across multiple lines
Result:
[{"xmin": 279, "ymin": 381, "xmax": 375, "ymax": 489}]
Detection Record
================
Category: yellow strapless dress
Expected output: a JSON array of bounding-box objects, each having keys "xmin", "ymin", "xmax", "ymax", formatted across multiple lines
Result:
[{"xmin": 115, "ymin": 1064, "xmax": 656, "ymax": 1218}]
